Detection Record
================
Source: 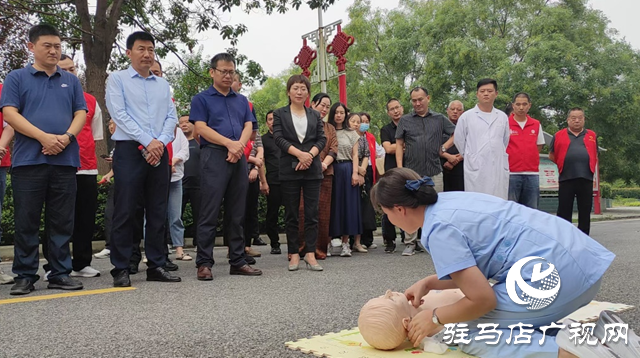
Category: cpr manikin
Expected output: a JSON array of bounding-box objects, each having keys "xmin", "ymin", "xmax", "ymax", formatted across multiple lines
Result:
[{"xmin": 358, "ymin": 289, "xmax": 465, "ymax": 352}]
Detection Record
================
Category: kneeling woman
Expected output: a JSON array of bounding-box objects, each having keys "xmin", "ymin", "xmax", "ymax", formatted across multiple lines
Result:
[{"xmin": 370, "ymin": 168, "xmax": 615, "ymax": 358}]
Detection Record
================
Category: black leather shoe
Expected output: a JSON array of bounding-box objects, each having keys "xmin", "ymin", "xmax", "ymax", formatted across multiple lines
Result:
[
  {"xmin": 253, "ymin": 237, "xmax": 267, "ymax": 246},
  {"xmin": 163, "ymin": 260, "xmax": 179, "ymax": 271},
  {"xmin": 245, "ymin": 255, "xmax": 256, "ymax": 265},
  {"xmin": 113, "ymin": 270, "xmax": 131, "ymax": 287},
  {"xmin": 48, "ymin": 275, "xmax": 83, "ymax": 290},
  {"xmin": 147, "ymin": 267, "xmax": 181, "ymax": 282},
  {"xmin": 128, "ymin": 264, "xmax": 139, "ymax": 275},
  {"xmin": 10, "ymin": 278, "xmax": 35, "ymax": 295},
  {"xmin": 270, "ymin": 247, "xmax": 282, "ymax": 255}
]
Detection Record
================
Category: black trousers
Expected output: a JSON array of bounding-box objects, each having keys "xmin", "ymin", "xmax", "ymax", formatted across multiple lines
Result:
[
  {"xmin": 244, "ymin": 178, "xmax": 260, "ymax": 247},
  {"xmin": 557, "ymin": 178, "xmax": 593, "ymax": 235},
  {"xmin": 443, "ymin": 163, "xmax": 464, "ymax": 192},
  {"xmin": 110, "ymin": 141, "xmax": 170, "ymax": 274},
  {"xmin": 71, "ymin": 174, "xmax": 98, "ymax": 271},
  {"xmin": 196, "ymin": 146, "xmax": 248, "ymax": 268},
  {"xmin": 182, "ymin": 186, "xmax": 201, "ymax": 248},
  {"xmin": 265, "ymin": 183, "xmax": 282, "ymax": 248},
  {"xmin": 360, "ymin": 166, "xmax": 376, "ymax": 247},
  {"xmin": 17, "ymin": 165, "xmax": 76, "ymax": 280},
  {"xmin": 382, "ymin": 214, "xmax": 405, "ymax": 244},
  {"xmin": 281, "ymin": 179, "xmax": 322, "ymax": 255}
]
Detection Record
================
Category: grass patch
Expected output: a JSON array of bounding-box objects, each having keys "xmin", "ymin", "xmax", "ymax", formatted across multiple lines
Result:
[{"xmin": 613, "ymin": 197, "xmax": 640, "ymax": 207}]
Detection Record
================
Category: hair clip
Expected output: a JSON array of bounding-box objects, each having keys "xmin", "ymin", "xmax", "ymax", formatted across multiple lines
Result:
[{"xmin": 405, "ymin": 176, "xmax": 434, "ymax": 191}]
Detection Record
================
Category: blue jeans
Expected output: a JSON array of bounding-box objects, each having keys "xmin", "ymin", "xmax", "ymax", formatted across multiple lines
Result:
[
  {"xmin": 12, "ymin": 165, "xmax": 77, "ymax": 281},
  {"xmin": 508, "ymin": 174, "xmax": 540, "ymax": 209},
  {"xmin": 168, "ymin": 180, "xmax": 185, "ymax": 247},
  {"xmin": 0, "ymin": 167, "xmax": 7, "ymax": 263}
]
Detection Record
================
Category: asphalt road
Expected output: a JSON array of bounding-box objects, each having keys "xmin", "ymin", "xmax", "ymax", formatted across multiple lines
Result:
[{"xmin": 0, "ymin": 219, "xmax": 638, "ymax": 358}]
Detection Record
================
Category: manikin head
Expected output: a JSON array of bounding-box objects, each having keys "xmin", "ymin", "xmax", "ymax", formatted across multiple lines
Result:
[{"xmin": 358, "ymin": 290, "xmax": 418, "ymax": 350}]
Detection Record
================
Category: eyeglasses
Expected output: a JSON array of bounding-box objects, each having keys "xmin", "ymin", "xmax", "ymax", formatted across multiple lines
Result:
[
  {"xmin": 213, "ymin": 68, "xmax": 236, "ymax": 77},
  {"xmin": 388, "ymin": 106, "xmax": 402, "ymax": 112}
]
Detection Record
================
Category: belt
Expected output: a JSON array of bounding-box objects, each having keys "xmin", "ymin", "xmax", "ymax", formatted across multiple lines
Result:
[{"xmin": 336, "ymin": 160, "xmax": 352, "ymax": 163}]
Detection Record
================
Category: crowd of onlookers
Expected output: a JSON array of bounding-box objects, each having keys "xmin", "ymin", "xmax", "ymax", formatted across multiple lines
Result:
[{"xmin": 0, "ymin": 24, "xmax": 598, "ymax": 296}]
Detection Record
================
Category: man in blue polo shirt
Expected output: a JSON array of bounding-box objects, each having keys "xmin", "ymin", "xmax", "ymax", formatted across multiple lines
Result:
[
  {"xmin": 105, "ymin": 31, "xmax": 180, "ymax": 287},
  {"xmin": 0, "ymin": 24, "xmax": 87, "ymax": 295},
  {"xmin": 191, "ymin": 52, "xmax": 262, "ymax": 280}
]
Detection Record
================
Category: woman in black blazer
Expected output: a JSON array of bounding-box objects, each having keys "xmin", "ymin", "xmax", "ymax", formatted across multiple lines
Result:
[{"xmin": 273, "ymin": 75, "xmax": 327, "ymax": 271}]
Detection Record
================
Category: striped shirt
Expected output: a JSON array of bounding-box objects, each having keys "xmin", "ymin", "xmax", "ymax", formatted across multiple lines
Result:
[{"xmin": 395, "ymin": 110, "xmax": 456, "ymax": 177}]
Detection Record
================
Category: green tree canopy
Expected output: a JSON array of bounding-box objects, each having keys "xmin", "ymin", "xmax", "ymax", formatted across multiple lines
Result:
[
  {"xmin": 341, "ymin": 0, "xmax": 640, "ymax": 183},
  {"xmin": 1, "ymin": 0, "xmax": 335, "ymax": 172}
]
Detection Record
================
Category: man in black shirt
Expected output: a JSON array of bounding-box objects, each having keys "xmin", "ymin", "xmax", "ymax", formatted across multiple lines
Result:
[
  {"xmin": 260, "ymin": 110, "xmax": 283, "ymax": 254},
  {"xmin": 180, "ymin": 115, "xmax": 201, "ymax": 249},
  {"xmin": 379, "ymin": 98, "xmax": 405, "ymax": 253}
]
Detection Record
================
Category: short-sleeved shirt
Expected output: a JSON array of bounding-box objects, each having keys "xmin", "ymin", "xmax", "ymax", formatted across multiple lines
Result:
[
  {"xmin": 0, "ymin": 64, "xmax": 87, "ymax": 168},
  {"xmin": 262, "ymin": 131, "xmax": 281, "ymax": 185},
  {"xmin": 183, "ymin": 138, "xmax": 200, "ymax": 189},
  {"xmin": 549, "ymin": 130, "xmax": 594, "ymax": 182},
  {"xmin": 380, "ymin": 121, "xmax": 399, "ymax": 171},
  {"xmin": 420, "ymin": 192, "xmax": 614, "ymax": 312},
  {"xmin": 335, "ymin": 129, "xmax": 360, "ymax": 161},
  {"xmin": 189, "ymin": 86, "xmax": 257, "ymax": 146},
  {"xmin": 396, "ymin": 110, "xmax": 455, "ymax": 177}
]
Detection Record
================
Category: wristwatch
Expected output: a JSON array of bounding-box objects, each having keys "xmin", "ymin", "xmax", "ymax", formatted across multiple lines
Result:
[
  {"xmin": 432, "ymin": 308, "xmax": 443, "ymax": 326},
  {"xmin": 65, "ymin": 132, "xmax": 76, "ymax": 143},
  {"xmin": 441, "ymin": 145, "xmax": 447, "ymax": 153}
]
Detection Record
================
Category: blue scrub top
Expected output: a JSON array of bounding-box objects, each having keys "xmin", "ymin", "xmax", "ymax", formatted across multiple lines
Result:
[{"xmin": 421, "ymin": 192, "xmax": 615, "ymax": 312}]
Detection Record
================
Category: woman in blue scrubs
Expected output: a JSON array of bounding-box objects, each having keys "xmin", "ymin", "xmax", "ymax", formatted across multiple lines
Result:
[{"xmin": 370, "ymin": 168, "xmax": 615, "ymax": 358}]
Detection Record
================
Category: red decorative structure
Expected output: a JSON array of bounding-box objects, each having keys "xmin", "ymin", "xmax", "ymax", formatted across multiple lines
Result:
[
  {"xmin": 326, "ymin": 24, "xmax": 355, "ymax": 106},
  {"xmin": 294, "ymin": 39, "xmax": 317, "ymax": 106}
]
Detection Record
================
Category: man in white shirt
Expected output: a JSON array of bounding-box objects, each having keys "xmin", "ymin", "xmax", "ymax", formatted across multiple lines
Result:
[{"xmin": 454, "ymin": 78, "xmax": 510, "ymax": 200}]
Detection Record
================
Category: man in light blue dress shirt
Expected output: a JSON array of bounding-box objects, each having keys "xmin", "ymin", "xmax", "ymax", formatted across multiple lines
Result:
[{"xmin": 105, "ymin": 31, "xmax": 180, "ymax": 287}]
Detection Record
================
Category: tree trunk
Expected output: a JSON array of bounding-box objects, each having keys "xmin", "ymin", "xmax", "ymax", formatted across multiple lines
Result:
[{"xmin": 84, "ymin": 60, "xmax": 111, "ymax": 175}]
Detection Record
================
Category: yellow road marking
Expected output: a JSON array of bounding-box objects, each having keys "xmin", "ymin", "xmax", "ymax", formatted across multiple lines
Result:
[{"xmin": 0, "ymin": 287, "xmax": 136, "ymax": 305}]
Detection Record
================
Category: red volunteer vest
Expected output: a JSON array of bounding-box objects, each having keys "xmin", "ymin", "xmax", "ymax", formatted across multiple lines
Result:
[
  {"xmin": 0, "ymin": 84, "xmax": 11, "ymax": 168},
  {"xmin": 78, "ymin": 93, "xmax": 97, "ymax": 170},
  {"xmin": 364, "ymin": 131, "xmax": 377, "ymax": 184},
  {"xmin": 506, "ymin": 114, "xmax": 540, "ymax": 173},
  {"xmin": 244, "ymin": 140, "xmax": 254, "ymax": 159},
  {"xmin": 552, "ymin": 128, "xmax": 598, "ymax": 174}
]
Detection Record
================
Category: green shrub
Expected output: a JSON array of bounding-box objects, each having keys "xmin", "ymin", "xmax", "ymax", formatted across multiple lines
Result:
[
  {"xmin": 1, "ymin": 175, "xmax": 286, "ymax": 245},
  {"xmin": 611, "ymin": 188, "xmax": 640, "ymax": 200},
  {"xmin": 600, "ymin": 182, "xmax": 612, "ymax": 199}
]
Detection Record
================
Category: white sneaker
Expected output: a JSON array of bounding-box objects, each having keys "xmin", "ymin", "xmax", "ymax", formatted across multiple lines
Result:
[
  {"xmin": 94, "ymin": 248, "xmax": 110, "ymax": 259},
  {"xmin": 70, "ymin": 266, "xmax": 101, "ymax": 277},
  {"xmin": 367, "ymin": 243, "xmax": 378, "ymax": 249},
  {"xmin": 0, "ymin": 268, "xmax": 14, "ymax": 284},
  {"xmin": 556, "ymin": 319, "xmax": 621, "ymax": 358},
  {"xmin": 142, "ymin": 255, "xmax": 148, "ymax": 263},
  {"xmin": 44, "ymin": 270, "xmax": 51, "ymax": 282},
  {"xmin": 340, "ymin": 243, "xmax": 352, "ymax": 257},
  {"xmin": 402, "ymin": 244, "xmax": 416, "ymax": 256}
]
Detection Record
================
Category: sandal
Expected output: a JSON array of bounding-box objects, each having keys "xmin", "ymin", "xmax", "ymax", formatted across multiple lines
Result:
[{"xmin": 175, "ymin": 253, "xmax": 193, "ymax": 261}]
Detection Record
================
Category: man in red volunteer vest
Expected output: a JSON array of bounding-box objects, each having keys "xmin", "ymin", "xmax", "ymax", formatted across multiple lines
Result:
[
  {"xmin": 549, "ymin": 107, "xmax": 598, "ymax": 235},
  {"xmin": 506, "ymin": 92, "xmax": 545, "ymax": 209},
  {"xmin": 57, "ymin": 54, "xmax": 104, "ymax": 278},
  {"xmin": 0, "ymin": 84, "xmax": 16, "ymax": 284}
]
